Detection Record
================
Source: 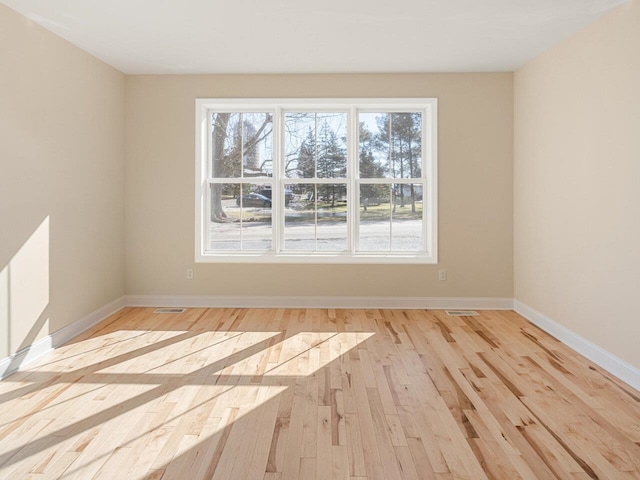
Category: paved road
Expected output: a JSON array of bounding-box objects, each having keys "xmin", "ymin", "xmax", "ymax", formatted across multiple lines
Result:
[{"xmin": 209, "ymin": 203, "xmax": 423, "ymax": 251}]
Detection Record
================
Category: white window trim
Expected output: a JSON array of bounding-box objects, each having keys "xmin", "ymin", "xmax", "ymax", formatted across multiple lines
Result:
[{"xmin": 195, "ymin": 98, "xmax": 438, "ymax": 264}]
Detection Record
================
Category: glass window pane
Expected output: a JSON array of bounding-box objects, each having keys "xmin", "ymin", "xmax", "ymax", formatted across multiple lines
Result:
[
  {"xmin": 208, "ymin": 182, "xmax": 241, "ymax": 250},
  {"xmin": 317, "ymin": 184, "xmax": 347, "ymax": 251},
  {"xmin": 240, "ymin": 202, "xmax": 272, "ymax": 250},
  {"xmin": 391, "ymin": 184, "xmax": 423, "ymax": 252},
  {"xmin": 284, "ymin": 184, "xmax": 316, "ymax": 250},
  {"xmin": 284, "ymin": 112, "xmax": 347, "ymax": 179},
  {"xmin": 359, "ymin": 112, "xmax": 422, "ymax": 179},
  {"xmin": 316, "ymin": 113, "xmax": 347, "ymax": 179},
  {"xmin": 208, "ymin": 184, "xmax": 272, "ymax": 250},
  {"xmin": 211, "ymin": 112, "xmax": 273, "ymax": 178},
  {"xmin": 242, "ymin": 113, "xmax": 273, "ymax": 178},
  {"xmin": 284, "ymin": 184, "xmax": 348, "ymax": 252},
  {"xmin": 284, "ymin": 113, "xmax": 315, "ymax": 179},
  {"xmin": 358, "ymin": 184, "xmax": 391, "ymax": 251}
]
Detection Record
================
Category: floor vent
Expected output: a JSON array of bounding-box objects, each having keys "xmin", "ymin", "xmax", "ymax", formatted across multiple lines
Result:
[
  {"xmin": 154, "ymin": 308, "xmax": 187, "ymax": 314},
  {"xmin": 446, "ymin": 310, "xmax": 479, "ymax": 316}
]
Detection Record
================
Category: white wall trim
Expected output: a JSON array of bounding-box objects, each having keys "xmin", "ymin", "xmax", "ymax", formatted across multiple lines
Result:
[
  {"xmin": 0, "ymin": 294, "xmax": 510, "ymax": 380},
  {"xmin": 3, "ymin": 295, "xmax": 638, "ymax": 392},
  {"xmin": 0, "ymin": 296, "xmax": 126, "ymax": 380},
  {"xmin": 514, "ymin": 299, "xmax": 640, "ymax": 391},
  {"xmin": 125, "ymin": 295, "xmax": 514, "ymax": 310}
]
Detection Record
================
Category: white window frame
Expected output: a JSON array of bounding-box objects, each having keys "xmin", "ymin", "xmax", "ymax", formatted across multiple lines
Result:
[{"xmin": 195, "ymin": 98, "xmax": 438, "ymax": 264}]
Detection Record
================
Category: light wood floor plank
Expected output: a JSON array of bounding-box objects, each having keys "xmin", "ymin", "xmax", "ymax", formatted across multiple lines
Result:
[{"xmin": 0, "ymin": 307, "xmax": 638, "ymax": 479}]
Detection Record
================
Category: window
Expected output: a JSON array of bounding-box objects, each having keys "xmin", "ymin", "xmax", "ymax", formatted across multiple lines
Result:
[{"xmin": 195, "ymin": 98, "xmax": 437, "ymax": 263}]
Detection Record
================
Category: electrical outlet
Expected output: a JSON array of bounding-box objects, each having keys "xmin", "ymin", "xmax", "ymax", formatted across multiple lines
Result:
[
  {"xmin": 438, "ymin": 269, "xmax": 447, "ymax": 281},
  {"xmin": 186, "ymin": 268, "xmax": 194, "ymax": 279}
]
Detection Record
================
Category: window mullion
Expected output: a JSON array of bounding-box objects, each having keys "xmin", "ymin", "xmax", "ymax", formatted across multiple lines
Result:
[
  {"xmin": 349, "ymin": 105, "xmax": 358, "ymax": 253},
  {"xmin": 239, "ymin": 184, "xmax": 244, "ymax": 250},
  {"xmin": 207, "ymin": 111, "xmax": 213, "ymax": 179},
  {"xmin": 423, "ymin": 177, "xmax": 429, "ymax": 255},
  {"xmin": 240, "ymin": 113, "xmax": 245, "ymax": 179},
  {"xmin": 273, "ymin": 107, "xmax": 282, "ymax": 253},
  {"xmin": 314, "ymin": 184, "xmax": 318, "ymax": 252},
  {"xmin": 314, "ymin": 114, "xmax": 319, "ymax": 251},
  {"xmin": 388, "ymin": 186, "xmax": 393, "ymax": 252}
]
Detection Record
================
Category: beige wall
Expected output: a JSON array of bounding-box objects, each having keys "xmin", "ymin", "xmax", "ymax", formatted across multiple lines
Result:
[
  {"xmin": 125, "ymin": 73, "xmax": 513, "ymax": 298},
  {"xmin": 514, "ymin": 0, "xmax": 640, "ymax": 368},
  {"xmin": 0, "ymin": 5, "xmax": 125, "ymax": 358},
  {"xmin": 3, "ymin": 0, "xmax": 637, "ymax": 379}
]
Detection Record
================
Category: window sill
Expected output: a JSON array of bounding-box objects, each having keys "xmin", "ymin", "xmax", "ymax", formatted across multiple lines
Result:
[{"xmin": 196, "ymin": 252, "xmax": 437, "ymax": 264}]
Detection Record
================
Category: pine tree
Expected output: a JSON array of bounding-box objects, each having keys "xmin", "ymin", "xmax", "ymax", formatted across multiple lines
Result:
[
  {"xmin": 373, "ymin": 113, "xmax": 422, "ymax": 212},
  {"xmin": 359, "ymin": 121, "xmax": 387, "ymax": 206},
  {"xmin": 297, "ymin": 127, "xmax": 316, "ymax": 179},
  {"xmin": 316, "ymin": 121, "xmax": 346, "ymax": 207}
]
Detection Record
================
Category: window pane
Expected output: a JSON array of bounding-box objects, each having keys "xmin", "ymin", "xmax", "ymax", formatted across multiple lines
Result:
[
  {"xmin": 317, "ymin": 184, "xmax": 347, "ymax": 251},
  {"xmin": 211, "ymin": 112, "xmax": 273, "ymax": 178},
  {"xmin": 208, "ymin": 184, "xmax": 272, "ymax": 250},
  {"xmin": 284, "ymin": 113, "xmax": 315, "ymax": 178},
  {"xmin": 284, "ymin": 183, "xmax": 347, "ymax": 251},
  {"xmin": 358, "ymin": 184, "xmax": 391, "ymax": 251},
  {"xmin": 391, "ymin": 184, "xmax": 423, "ymax": 252},
  {"xmin": 284, "ymin": 184, "xmax": 316, "ymax": 250},
  {"xmin": 242, "ymin": 113, "xmax": 273, "ymax": 178},
  {"xmin": 359, "ymin": 112, "xmax": 422, "ymax": 179},
  {"xmin": 284, "ymin": 112, "xmax": 347, "ymax": 179},
  {"xmin": 316, "ymin": 113, "xmax": 347, "ymax": 178},
  {"xmin": 209, "ymin": 182, "xmax": 241, "ymax": 250},
  {"xmin": 240, "ymin": 202, "xmax": 272, "ymax": 250}
]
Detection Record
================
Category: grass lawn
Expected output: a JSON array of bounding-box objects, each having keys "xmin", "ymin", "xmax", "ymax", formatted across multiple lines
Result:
[{"xmin": 222, "ymin": 200, "xmax": 423, "ymax": 223}]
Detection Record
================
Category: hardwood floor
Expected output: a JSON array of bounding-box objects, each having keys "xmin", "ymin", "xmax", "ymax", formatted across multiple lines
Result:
[{"xmin": 0, "ymin": 308, "xmax": 639, "ymax": 479}]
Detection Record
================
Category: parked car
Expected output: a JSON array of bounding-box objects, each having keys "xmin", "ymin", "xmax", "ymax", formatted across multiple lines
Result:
[
  {"xmin": 257, "ymin": 189, "xmax": 294, "ymax": 206},
  {"xmin": 236, "ymin": 193, "xmax": 272, "ymax": 208}
]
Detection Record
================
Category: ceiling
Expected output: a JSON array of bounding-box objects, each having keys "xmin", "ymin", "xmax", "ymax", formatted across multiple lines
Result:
[{"xmin": 1, "ymin": 0, "xmax": 627, "ymax": 74}]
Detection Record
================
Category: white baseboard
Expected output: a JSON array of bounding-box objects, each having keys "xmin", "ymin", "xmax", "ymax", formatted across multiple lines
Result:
[
  {"xmin": 514, "ymin": 300, "xmax": 640, "ymax": 391},
  {"xmin": 5, "ymin": 295, "xmax": 637, "ymax": 392},
  {"xmin": 125, "ymin": 295, "xmax": 515, "ymax": 310},
  {"xmin": 0, "ymin": 294, "xmax": 510, "ymax": 380},
  {"xmin": 0, "ymin": 296, "xmax": 126, "ymax": 380}
]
